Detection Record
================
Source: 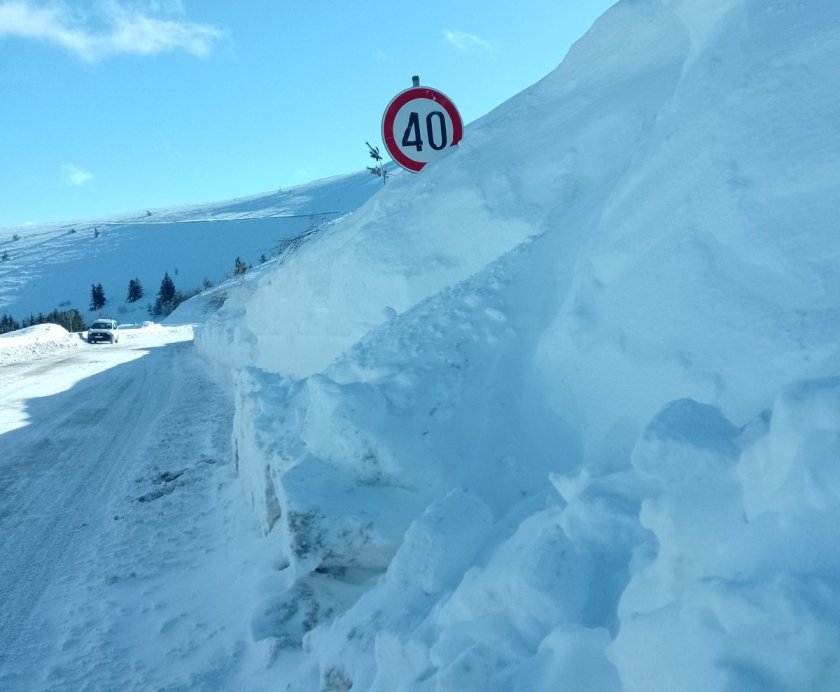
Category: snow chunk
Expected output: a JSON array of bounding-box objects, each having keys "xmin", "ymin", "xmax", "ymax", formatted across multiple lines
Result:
[{"xmin": 740, "ymin": 377, "xmax": 840, "ymax": 518}]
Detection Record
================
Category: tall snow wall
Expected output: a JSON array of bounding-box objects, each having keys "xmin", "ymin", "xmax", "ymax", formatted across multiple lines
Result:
[{"xmin": 197, "ymin": 0, "xmax": 840, "ymax": 689}]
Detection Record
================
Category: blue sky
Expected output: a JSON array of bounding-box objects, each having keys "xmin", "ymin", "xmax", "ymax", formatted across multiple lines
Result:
[{"xmin": 0, "ymin": 1, "xmax": 615, "ymax": 228}]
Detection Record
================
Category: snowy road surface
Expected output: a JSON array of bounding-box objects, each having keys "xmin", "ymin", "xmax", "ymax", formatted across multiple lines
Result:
[{"xmin": 0, "ymin": 328, "xmax": 275, "ymax": 691}]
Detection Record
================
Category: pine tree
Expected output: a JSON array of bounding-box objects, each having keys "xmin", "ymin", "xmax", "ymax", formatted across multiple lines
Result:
[
  {"xmin": 232, "ymin": 257, "xmax": 249, "ymax": 276},
  {"xmin": 90, "ymin": 283, "xmax": 106, "ymax": 310},
  {"xmin": 127, "ymin": 278, "xmax": 144, "ymax": 303},
  {"xmin": 25, "ymin": 308, "xmax": 88, "ymax": 333},
  {"xmin": 0, "ymin": 313, "xmax": 20, "ymax": 334},
  {"xmin": 151, "ymin": 272, "xmax": 178, "ymax": 317},
  {"xmin": 159, "ymin": 272, "xmax": 176, "ymax": 303},
  {"xmin": 72, "ymin": 309, "xmax": 87, "ymax": 332}
]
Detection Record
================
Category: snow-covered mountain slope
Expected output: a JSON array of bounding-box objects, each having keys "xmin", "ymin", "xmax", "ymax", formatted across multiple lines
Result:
[
  {"xmin": 0, "ymin": 172, "xmax": 383, "ymax": 325},
  {"xmin": 195, "ymin": 0, "xmax": 840, "ymax": 689}
]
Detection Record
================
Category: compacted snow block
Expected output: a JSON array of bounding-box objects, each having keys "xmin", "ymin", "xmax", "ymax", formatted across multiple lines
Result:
[
  {"xmin": 232, "ymin": 368, "xmax": 440, "ymax": 575},
  {"xmin": 739, "ymin": 377, "xmax": 840, "ymax": 518},
  {"xmin": 611, "ymin": 391, "xmax": 840, "ymax": 692},
  {"xmin": 611, "ymin": 399, "xmax": 745, "ymax": 690},
  {"xmin": 281, "ymin": 456, "xmax": 424, "ymax": 573}
]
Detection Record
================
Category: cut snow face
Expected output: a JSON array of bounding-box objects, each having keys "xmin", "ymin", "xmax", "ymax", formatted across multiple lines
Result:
[{"xmin": 194, "ymin": 0, "xmax": 840, "ymax": 690}]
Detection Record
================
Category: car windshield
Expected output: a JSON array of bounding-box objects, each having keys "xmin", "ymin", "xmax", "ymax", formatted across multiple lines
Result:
[{"xmin": 91, "ymin": 322, "xmax": 113, "ymax": 329}]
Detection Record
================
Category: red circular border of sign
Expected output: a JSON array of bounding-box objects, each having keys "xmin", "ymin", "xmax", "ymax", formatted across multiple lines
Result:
[{"xmin": 381, "ymin": 86, "xmax": 464, "ymax": 172}]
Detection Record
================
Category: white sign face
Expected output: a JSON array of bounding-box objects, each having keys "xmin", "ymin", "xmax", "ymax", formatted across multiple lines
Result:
[{"xmin": 381, "ymin": 87, "xmax": 463, "ymax": 172}]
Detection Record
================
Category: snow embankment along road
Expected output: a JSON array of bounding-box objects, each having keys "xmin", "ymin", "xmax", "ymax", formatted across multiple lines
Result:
[
  {"xmin": 0, "ymin": 324, "xmax": 82, "ymax": 366},
  {"xmin": 0, "ymin": 322, "xmax": 189, "ymax": 367},
  {"xmin": 0, "ymin": 326, "xmax": 275, "ymax": 691}
]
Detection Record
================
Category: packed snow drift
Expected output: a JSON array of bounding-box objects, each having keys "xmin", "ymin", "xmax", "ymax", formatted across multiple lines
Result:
[
  {"xmin": 194, "ymin": 0, "xmax": 840, "ymax": 689},
  {"xmin": 0, "ymin": 324, "xmax": 81, "ymax": 366}
]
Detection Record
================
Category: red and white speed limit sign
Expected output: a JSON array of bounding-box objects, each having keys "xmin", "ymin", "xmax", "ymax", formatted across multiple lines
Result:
[{"xmin": 381, "ymin": 85, "xmax": 463, "ymax": 172}]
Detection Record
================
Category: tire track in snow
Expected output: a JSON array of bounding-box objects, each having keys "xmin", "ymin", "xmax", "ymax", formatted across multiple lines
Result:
[{"xmin": 0, "ymin": 341, "xmax": 196, "ymax": 679}]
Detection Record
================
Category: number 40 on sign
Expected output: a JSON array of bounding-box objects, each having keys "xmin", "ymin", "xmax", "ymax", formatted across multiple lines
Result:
[{"xmin": 381, "ymin": 80, "xmax": 463, "ymax": 173}]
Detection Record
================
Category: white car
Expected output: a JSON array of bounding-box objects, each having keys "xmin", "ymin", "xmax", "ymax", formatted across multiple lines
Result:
[{"xmin": 87, "ymin": 319, "xmax": 119, "ymax": 344}]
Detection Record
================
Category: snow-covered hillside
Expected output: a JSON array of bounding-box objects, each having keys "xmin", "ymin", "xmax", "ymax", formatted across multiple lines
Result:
[
  {"xmin": 192, "ymin": 0, "xmax": 840, "ymax": 689},
  {"xmin": 0, "ymin": 172, "xmax": 383, "ymax": 325}
]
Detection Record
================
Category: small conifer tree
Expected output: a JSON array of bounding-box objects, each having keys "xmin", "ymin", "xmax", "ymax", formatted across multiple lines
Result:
[
  {"xmin": 127, "ymin": 278, "xmax": 144, "ymax": 303},
  {"xmin": 90, "ymin": 283, "xmax": 106, "ymax": 310},
  {"xmin": 1, "ymin": 313, "xmax": 20, "ymax": 334},
  {"xmin": 151, "ymin": 272, "xmax": 178, "ymax": 317},
  {"xmin": 232, "ymin": 257, "xmax": 249, "ymax": 276},
  {"xmin": 159, "ymin": 272, "xmax": 176, "ymax": 303}
]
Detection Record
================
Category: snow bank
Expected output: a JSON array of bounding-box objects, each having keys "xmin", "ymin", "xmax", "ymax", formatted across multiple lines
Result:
[
  {"xmin": 0, "ymin": 323, "xmax": 194, "ymax": 367},
  {"xmin": 197, "ymin": 0, "xmax": 840, "ymax": 689},
  {"xmin": 536, "ymin": 0, "xmax": 840, "ymax": 445},
  {"xmin": 0, "ymin": 323, "xmax": 81, "ymax": 365}
]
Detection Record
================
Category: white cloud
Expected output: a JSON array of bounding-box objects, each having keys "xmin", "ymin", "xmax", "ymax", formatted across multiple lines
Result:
[
  {"xmin": 442, "ymin": 29, "xmax": 492, "ymax": 54},
  {"xmin": 0, "ymin": 1, "xmax": 224, "ymax": 61},
  {"xmin": 61, "ymin": 163, "xmax": 92, "ymax": 186}
]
